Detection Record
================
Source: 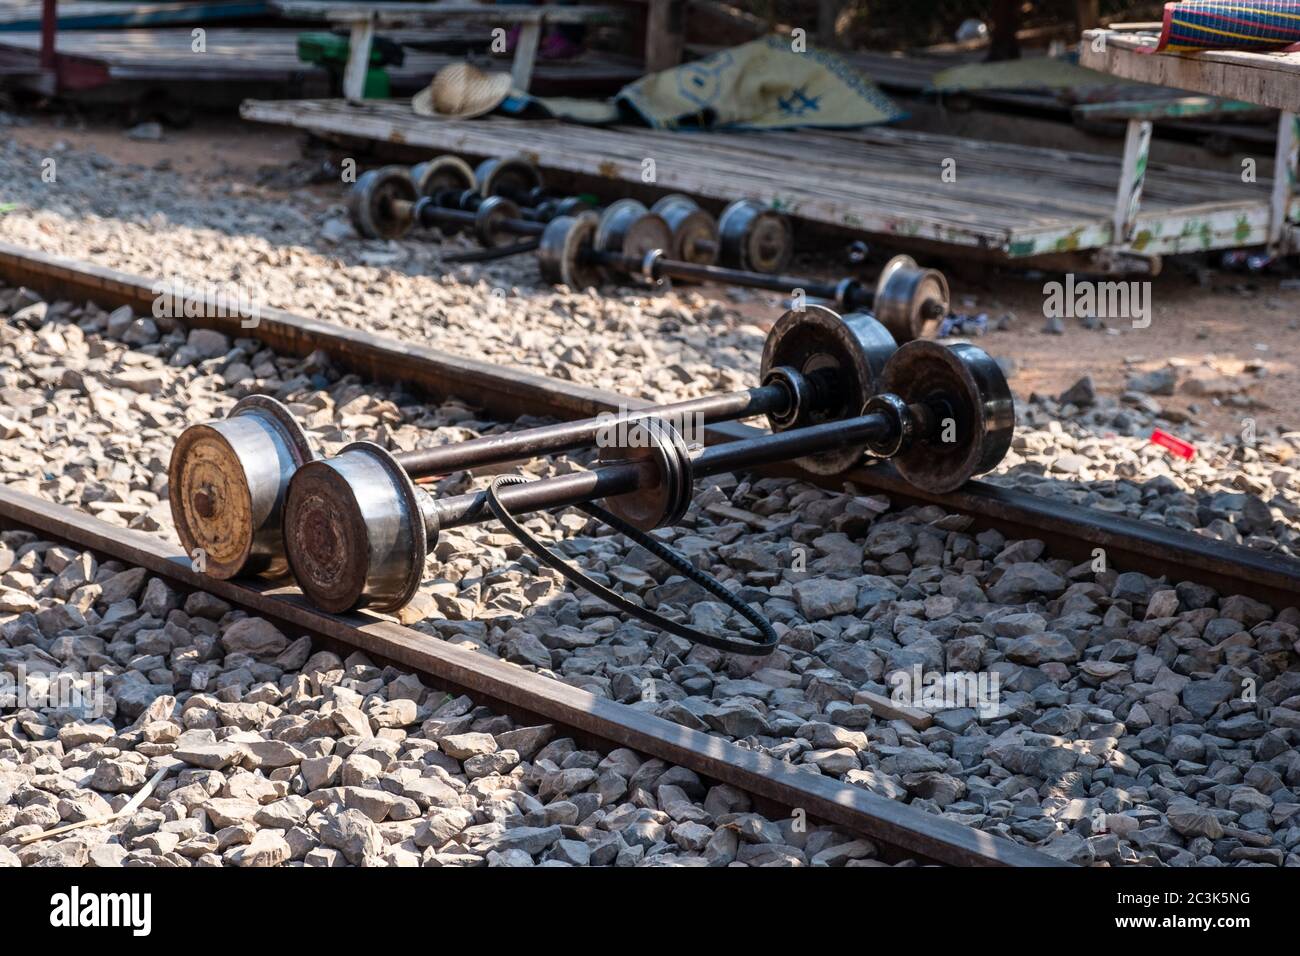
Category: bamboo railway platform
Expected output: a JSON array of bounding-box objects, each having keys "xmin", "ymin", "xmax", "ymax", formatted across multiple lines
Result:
[
  {"xmin": 0, "ymin": 0, "xmax": 269, "ymax": 31},
  {"xmin": 847, "ymin": 48, "xmax": 1267, "ymax": 125},
  {"xmin": 241, "ymin": 97, "xmax": 1298, "ymax": 274},
  {"xmin": 1081, "ymin": 28, "xmax": 1300, "ymax": 115},
  {"xmin": 1081, "ymin": 27, "xmax": 1300, "ymax": 258},
  {"xmin": 0, "ymin": 26, "xmax": 641, "ymax": 99},
  {"xmin": 684, "ymin": 45, "xmax": 1273, "ymax": 146},
  {"xmin": 271, "ymin": 1, "xmax": 626, "ymax": 97}
]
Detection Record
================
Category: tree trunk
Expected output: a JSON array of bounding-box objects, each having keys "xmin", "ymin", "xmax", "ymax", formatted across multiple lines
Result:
[
  {"xmin": 988, "ymin": 0, "xmax": 1022, "ymax": 61},
  {"xmin": 1076, "ymin": 0, "xmax": 1102, "ymax": 31},
  {"xmin": 818, "ymin": 0, "xmax": 843, "ymax": 49}
]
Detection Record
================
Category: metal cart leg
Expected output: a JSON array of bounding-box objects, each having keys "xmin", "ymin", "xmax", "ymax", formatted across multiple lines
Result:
[
  {"xmin": 511, "ymin": 18, "xmax": 542, "ymax": 92},
  {"xmin": 343, "ymin": 13, "xmax": 376, "ymax": 103},
  {"xmin": 1268, "ymin": 111, "xmax": 1299, "ymax": 255},
  {"xmin": 1112, "ymin": 117, "xmax": 1153, "ymax": 246}
]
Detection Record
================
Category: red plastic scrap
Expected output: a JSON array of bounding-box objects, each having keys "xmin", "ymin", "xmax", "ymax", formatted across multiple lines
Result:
[{"xmin": 1150, "ymin": 428, "xmax": 1196, "ymax": 460}]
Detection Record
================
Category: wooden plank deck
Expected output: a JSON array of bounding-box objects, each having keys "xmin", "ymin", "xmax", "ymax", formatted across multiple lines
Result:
[
  {"xmin": 272, "ymin": 1, "xmax": 621, "ymax": 27},
  {"xmin": 1081, "ymin": 29, "xmax": 1300, "ymax": 115},
  {"xmin": 0, "ymin": 27, "xmax": 640, "ymax": 94},
  {"xmin": 1080, "ymin": 28, "xmax": 1300, "ymax": 255},
  {"xmin": 269, "ymin": 2, "xmax": 628, "ymax": 96},
  {"xmin": 240, "ymin": 96, "xmax": 1293, "ymax": 264},
  {"xmin": 0, "ymin": 1, "xmax": 269, "ymax": 31},
  {"xmin": 847, "ymin": 47, "xmax": 1273, "ymax": 128}
]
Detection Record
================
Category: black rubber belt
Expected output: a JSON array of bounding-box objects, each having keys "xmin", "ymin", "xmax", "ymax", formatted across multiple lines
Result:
[
  {"xmin": 485, "ymin": 474, "xmax": 778, "ymax": 656},
  {"xmin": 442, "ymin": 238, "xmax": 540, "ymax": 264}
]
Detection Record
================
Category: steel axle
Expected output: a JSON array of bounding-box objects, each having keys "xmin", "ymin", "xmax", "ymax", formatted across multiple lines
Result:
[
  {"xmin": 171, "ymin": 380, "xmax": 784, "ymax": 583},
  {"xmin": 350, "ymin": 165, "xmax": 553, "ymax": 245},
  {"xmin": 541, "ymin": 213, "xmax": 949, "ymax": 342},
  {"xmin": 281, "ymin": 339, "xmax": 1014, "ymax": 614},
  {"xmin": 409, "ymin": 196, "xmax": 545, "ymax": 247},
  {"xmin": 353, "ymin": 165, "xmax": 720, "ymax": 265},
  {"xmin": 169, "ymin": 307, "xmax": 899, "ymax": 582},
  {"xmin": 427, "ymin": 411, "xmax": 897, "ymax": 531},
  {"xmin": 616, "ymin": 249, "xmax": 947, "ymax": 343}
]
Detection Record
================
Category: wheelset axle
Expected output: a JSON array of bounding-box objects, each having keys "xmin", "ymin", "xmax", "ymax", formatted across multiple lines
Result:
[
  {"xmin": 541, "ymin": 212, "xmax": 949, "ymax": 342},
  {"xmin": 169, "ymin": 307, "xmax": 897, "ymax": 581},
  {"xmin": 280, "ymin": 338, "xmax": 1014, "ymax": 615}
]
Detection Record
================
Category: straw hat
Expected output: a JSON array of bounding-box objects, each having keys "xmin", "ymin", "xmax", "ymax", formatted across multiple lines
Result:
[{"xmin": 412, "ymin": 63, "xmax": 512, "ymax": 119}]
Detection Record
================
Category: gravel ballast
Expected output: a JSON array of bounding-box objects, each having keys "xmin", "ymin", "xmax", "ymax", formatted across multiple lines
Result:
[
  {"xmin": 1, "ymin": 139, "xmax": 1298, "ymax": 868},
  {"xmin": 1, "ymin": 540, "xmax": 877, "ymax": 868}
]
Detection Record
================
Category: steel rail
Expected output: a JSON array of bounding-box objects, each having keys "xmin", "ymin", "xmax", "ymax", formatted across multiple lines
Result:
[
  {"xmin": 0, "ymin": 484, "xmax": 1059, "ymax": 867},
  {"xmin": 1, "ymin": 241, "xmax": 1295, "ymax": 612}
]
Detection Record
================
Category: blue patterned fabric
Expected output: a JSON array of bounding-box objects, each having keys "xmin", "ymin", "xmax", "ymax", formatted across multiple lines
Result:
[{"xmin": 1155, "ymin": 1, "xmax": 1300, "ymax": 52}]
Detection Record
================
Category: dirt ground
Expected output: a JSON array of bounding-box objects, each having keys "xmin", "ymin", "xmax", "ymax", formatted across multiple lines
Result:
[
  {"xmin": 715, "ymin": 252, "xmax": 1300, "ymax": 442},
  {"xmin": 9, "ymin": 112, "xmax": 1300, "ymax": 440},
  {"xmin": 913, "ymin": 268, "xmax": 1300, "ymax": 440},
  {"xmin": 7, "ymin": 113, "xmax": 300, "ymax": 177}
]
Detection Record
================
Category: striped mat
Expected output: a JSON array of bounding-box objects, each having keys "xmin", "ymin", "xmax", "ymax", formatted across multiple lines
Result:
[{"xmin": 1152, "ymin": 1, "xmax": 1300, "ymax": 51}]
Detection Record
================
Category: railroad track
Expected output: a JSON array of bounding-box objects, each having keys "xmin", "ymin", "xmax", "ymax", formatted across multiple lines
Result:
[
  {"xmin": 0, "ymin": 240, "xmax": 1077, "ymax": 867},
  {"xmin": 2, "ymin": 240, "xmax": 1297, "ymax": 611},
  {"xmin": 1, "ymin": 240, "xmax": 1296, "ymax": 868},
  {"xmin": 0, "ymin": 485, "xmax": 1054, "ymax": 867}
]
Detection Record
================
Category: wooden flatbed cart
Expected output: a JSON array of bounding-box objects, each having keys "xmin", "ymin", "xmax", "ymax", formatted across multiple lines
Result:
[
  {"xmin": 242, "ymin": 95, "xmax": 1293, "ymax": 276},
  {"xmin": 1080, "ymin": 26, "xmax": 1300, "ymax": 259}
]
